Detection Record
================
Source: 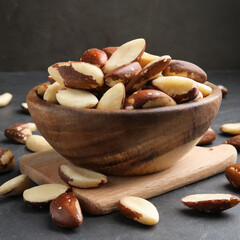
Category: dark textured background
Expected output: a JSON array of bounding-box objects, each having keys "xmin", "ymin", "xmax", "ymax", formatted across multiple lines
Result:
[{"xmin": 1, "ymin": 0, "xmax": 240, "ymax": 71}]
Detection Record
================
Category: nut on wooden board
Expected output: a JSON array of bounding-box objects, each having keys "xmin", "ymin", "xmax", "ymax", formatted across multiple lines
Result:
[{"xmin": 58, "ymin": 164, "xmax": 107, "ymax": 188}]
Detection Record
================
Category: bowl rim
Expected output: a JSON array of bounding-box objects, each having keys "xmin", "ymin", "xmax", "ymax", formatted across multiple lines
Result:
[{"xmin": 27, "ymin": 81, "xmax": 222, "ymax": 116}]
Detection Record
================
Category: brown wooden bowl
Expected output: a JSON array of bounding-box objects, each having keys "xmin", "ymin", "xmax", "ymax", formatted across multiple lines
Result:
[{"xmin": 27, "ymin": 82, "xmax": 221, "ymax": 176}]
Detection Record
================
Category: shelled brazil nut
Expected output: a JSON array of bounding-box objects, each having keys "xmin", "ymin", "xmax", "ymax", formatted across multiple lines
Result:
[{"xmin": 41, "ymin": 38, "xmax": 212, "ymax": 110}]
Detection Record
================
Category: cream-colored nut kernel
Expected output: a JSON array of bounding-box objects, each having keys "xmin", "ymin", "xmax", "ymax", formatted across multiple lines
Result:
[
  {"xmin": 139, "ymin": 52, "xmax": 161, "ymax": 68},
  {"xmin": 125, "ymin": 89, "xmax": 176, "ymax": 109},
  {"xmin": 4, "ymin": 123, "xmax": 37, "ymax": 144},
  {"xmin": 152, "ymin": 76, "xmax": 199, "ymax": 103},
  {"xmin": 126, "ymin": 55, "xmax": 171, "ymax": 93},
  {"xmin": 97, "ymin": 83, "xmax": 125, "ymax": 110},
  {"xmin": 43, "ymin": 82, "xmax": 63, "ymax": 103},
  {"xmin": 0, "ymin": 149, "xmax": 15, "ymax": 172},
  {"xmin": 0, "ymin": 175, "xmax": 30, "ymax": 196},
  {"xmin": 48, "ymin": 65, "xmax": 65, "ymax": 85},
  {"xmin": 26, "ymin": 135, "xmax": 53, "ymax": 152},
  {"xmin": 105, "ymin": 62, "xmax": 142, "ymax": 87},
  {"xmin": 0, "ymin": 93, "xmax": 13, "ymax": 107},
  {"xmin": 195, "ymin": 82, "xmax": 212, "ymax": 97},
  {"xmin": 162, "ymin": 59, "xmax": 207, "ymax": 83},
  {"xmin": 102, "ymin": 46, "xmax": 118, "ymax": 58},
  {"xmin": 50, "ymin": 192, "xmax": 83, "ymax": 228},
  {"xmin": 56, "ymin": 88, "xmax": 98, "ymax": 108},
  {"xmin": 194, "ymin": 91, "xmax": 203, "ymax": 100},
  {"xmin": 103, "ymin": 39, "xmax": 146, "ymax": 74},
  {"xmin": 118, "ymin": 196, "xmax": 159, "ymax": 225},
  {"xmin": 182, "ymin": 194, "xmax": 240, "ymax": 212},
  {"xmin": 220, "ymin": 123, "xmax": 240, "ymax": 135},
  {"xmin": 81, "ymin": 48, "xmax": 108, "ymax": 68},
  {"xmin": 48, "ymin": 62, "xmax": 104, "ymax": 89},
  {"xmin": 59, "ymin": 164, "xmax": 107, "ymax": 188},
  {"xmin": 23, "ymin": 184, "xmax": 69, "ymax": 208},
  {"xmin": 37, "ymin": 83, "xmax": 49, "ymax": 97}
]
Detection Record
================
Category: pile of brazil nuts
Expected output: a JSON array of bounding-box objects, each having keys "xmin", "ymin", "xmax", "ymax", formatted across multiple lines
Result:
[
  {"xmin": 38, "ymin": 38, "xmax": 213, "ymax": 110},
  {"xmin": 0, "ymin": 162, "xmax": 159, "ymax": 228}
]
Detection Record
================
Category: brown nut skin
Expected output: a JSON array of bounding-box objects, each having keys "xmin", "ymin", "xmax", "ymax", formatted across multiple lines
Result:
[
  {"xmin": 174, "ymin": 87, "xmax": 199, "ymax": 104},
  {"xmin": 225, "ymin": 163, "xmax": 240, "ymax": 188},
  {"xmin": 48, "ymin": 76, "xmax": 56, "ymax": 84},
  {"xmin": 197, "ymin": 128, "xmax": 216, "ymax": 146},
  {"xmin": 105, "ymin": 62, "xmax": 142, "ymax": 87},
  {"xmin": 50, "ymin": 62, "xmax": 104, "ymax": 90},
  {"xmin": 102, "ymin": 46, "xmax": 118, "ymax": 58},
  {"xmin": 126, "ymin": 56, "xmax": 171, "ymax": 93},
  {"xmin": 81, "ymin": 48, "xmax": 108, "ymax": 68},
  {"xmin": 218, "ymin": 85, "xmax": 228, "ymax": 97},
  {"xmin": 4, "ymin": 123, "xmax": 37, "ymax": 144},
  {"xmin": 118, "ymin": 202, "xmax": 142, "ymax": 220},
  {"xmin": 125, "ymin": 89, "xmax": 176, "ymax": 109},
  {"xmin": 21, "ymin": 103, "xmax": 29, "ymax": 114},
  {"xmin": 162, "ymin": 59, "xmax": 207, "ymax": 83},
  {"xmin": 0, "ymin": 149, "xmax": 15, "ymax": 173},
  {"xmin": 50, "ymin": 192, "xmax": 83, "ymax": 228},
  {"xmin": 182, "ymin": 194, "xmax": 240, "ymax": 212},
  {"xmin": 224, "ymin": 135, "xmax": 240, "ymax": 151}
]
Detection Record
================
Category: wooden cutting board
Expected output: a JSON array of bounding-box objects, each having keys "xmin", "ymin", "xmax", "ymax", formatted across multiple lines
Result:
[{"xmin": 19, "ymin": 144, "xmax": 237, "ymax": 215}]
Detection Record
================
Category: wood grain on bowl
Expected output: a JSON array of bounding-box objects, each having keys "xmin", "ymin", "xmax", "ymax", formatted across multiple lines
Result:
[{"xmin": 26, "ymin": 82, "xmax": 222, "ymax": 176}]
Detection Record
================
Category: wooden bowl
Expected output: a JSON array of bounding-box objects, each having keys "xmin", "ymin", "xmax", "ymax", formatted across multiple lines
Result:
[{"xmin": 27, "ymin": 82, "xmax": 221, "ymax": 176}]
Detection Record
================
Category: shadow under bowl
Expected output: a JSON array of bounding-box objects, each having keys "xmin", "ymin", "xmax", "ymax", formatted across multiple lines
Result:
[{"xmin": 27, "ymin": 82, "xmax": 222, "ymax": 176}]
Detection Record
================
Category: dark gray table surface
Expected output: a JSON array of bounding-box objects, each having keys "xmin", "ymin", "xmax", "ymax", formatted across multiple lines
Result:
[{"xmin": 0, "ymin": 71, "xmax": 239, "ymax": 240}]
